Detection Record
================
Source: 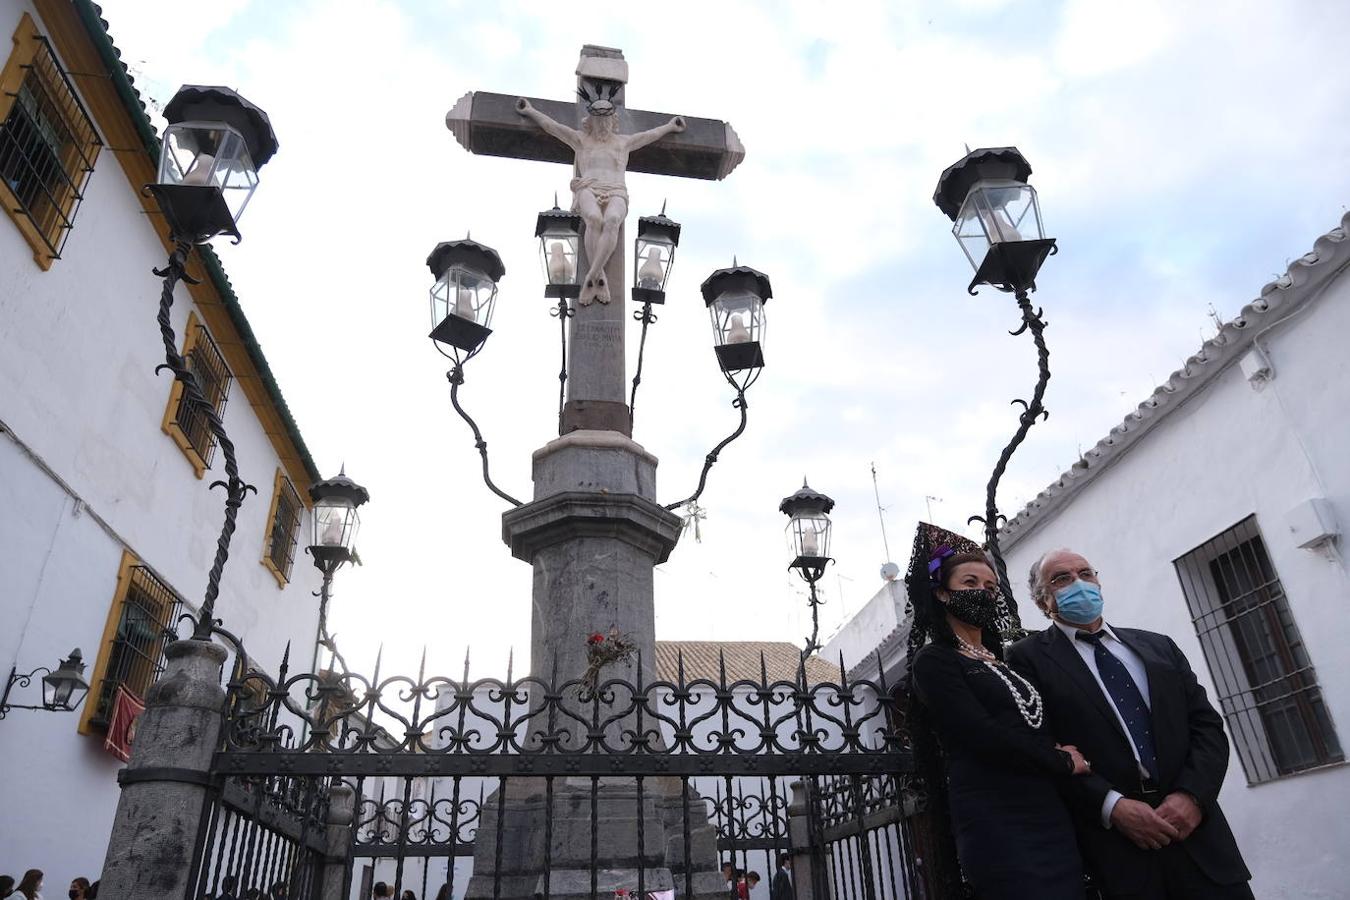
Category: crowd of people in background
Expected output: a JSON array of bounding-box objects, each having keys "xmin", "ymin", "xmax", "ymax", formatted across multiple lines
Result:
[{"xmin": 0, "ymin": 871, "xmax": 97, "ymax": 900}]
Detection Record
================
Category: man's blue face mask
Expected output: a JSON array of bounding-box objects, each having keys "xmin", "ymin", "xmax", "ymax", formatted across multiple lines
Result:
[{"xmin": 1054, "ymin": 579, "xmax": 1104, "ymax": 625}]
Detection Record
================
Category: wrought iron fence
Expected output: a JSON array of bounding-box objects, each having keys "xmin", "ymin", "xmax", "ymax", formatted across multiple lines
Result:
[{"xmin": 190, "ymin": 649, "xmax": 930, "ymax": 900}]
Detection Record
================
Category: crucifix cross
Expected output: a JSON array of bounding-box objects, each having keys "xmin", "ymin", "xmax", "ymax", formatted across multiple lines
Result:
[{"xmin": 446, "ymin": 44, "xmax": 744, "ymax": 436}]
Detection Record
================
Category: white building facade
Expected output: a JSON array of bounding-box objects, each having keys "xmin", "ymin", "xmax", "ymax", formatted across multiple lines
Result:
[
  {"xmin": 0, "ymin": 0, "xmax": 327, "ymax": 886},
  {"xmin": 999, "ymin": 213, "xmax": 1350, "ymax": 899}
]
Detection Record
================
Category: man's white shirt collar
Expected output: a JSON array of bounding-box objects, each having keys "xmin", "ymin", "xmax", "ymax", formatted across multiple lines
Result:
[{"xmin": 1054, "ymin": 619, "xmax": 1120, "ymax": 644}]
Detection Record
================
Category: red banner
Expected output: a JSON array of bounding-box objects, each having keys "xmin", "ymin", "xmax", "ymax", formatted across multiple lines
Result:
[{"xmin": 104, "ymin": 685, "xmax": 145, "ymax": 763}]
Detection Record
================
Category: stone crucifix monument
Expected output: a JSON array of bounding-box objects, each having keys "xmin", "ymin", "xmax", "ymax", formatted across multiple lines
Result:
[{"xmin": 446, "ymin": 45, "xmax": 745, "ymax": 900}]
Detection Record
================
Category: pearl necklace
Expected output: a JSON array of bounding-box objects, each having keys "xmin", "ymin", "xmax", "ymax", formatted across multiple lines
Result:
[{"xmin": 955, "ymin": 635, "xmax": 1044, "ymax": 730}]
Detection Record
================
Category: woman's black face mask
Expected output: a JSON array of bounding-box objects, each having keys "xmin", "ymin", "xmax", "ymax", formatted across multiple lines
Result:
[{"xmin": 944, "ymin": 589, "xmax": 999, "ymax": 628}]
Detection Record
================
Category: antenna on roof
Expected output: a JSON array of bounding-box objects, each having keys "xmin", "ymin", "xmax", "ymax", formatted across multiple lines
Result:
[{"xmin": 871, "ymin": 463, "xmax": 900, "ymax": 582}]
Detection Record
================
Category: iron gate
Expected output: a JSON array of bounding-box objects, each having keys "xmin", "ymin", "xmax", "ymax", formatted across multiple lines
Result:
[{"xmin": 187, "ymin": 649, "xmax": 932, "ymax": 900}]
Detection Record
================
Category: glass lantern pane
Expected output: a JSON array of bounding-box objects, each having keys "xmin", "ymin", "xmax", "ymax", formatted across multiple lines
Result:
[
  {"xmin": 314, "ymin": 501, "xmax": 359, "ymax": 550},
  {"xmin": 634, "ymin": 236, "xmax": 674, "ymax": 291},
  {"xmin": 214, "ymin": 130, "xmax": 259, "ymax": 221},
  {"xmin": 953, "ymin": 179, "xmax": 1043, "ymax": 266},
  {"xmin": 541, "ymin": 229, "xmax": 580, "ymax": 287},
  {"xmin": 432, "ymin": 265, "xmax": 497, "ymax": 328},
  {"xmin": 786, "ymin": 514, "xmax": 831, "ymax": 559},
  {"xmin": 709, "ymin": 289, "xmax": 764, "ymax": 347}
]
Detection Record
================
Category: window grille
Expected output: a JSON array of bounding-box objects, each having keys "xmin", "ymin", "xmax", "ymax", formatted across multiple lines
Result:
[
  {"xmin": 265, "ymin": 474, "xmax": 303, "ymax": 582},
  {"xmin": 173, "ymin": 322, "xmax": 233, "ymax": 466},
  {"xmin": 1173, "ymin": 516, "xmax": 1343, "ymax": 783},
  {"xmin": 90, "ymin": 565, "xmax": 184, "ymax": 730},
  {"xmin": 0, "ymin": 27, "xmax": 101, "ymax": 262}
]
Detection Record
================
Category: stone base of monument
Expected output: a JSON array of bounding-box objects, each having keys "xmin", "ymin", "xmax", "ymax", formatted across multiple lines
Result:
[{"xmin": 465, "ymin": 778, "xmax": 725, "ymax": 900}]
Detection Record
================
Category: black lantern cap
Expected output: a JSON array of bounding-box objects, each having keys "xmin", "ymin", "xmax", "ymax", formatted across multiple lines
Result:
[
  {"xmin": 308, "ymin": 469, "xmax": 371, "ymax": 507},
  {"xmin": 636, "ymin": 208, "xmax": 681, "ymax": 247},
  {"xmin": 701, "ymin": 264, "xmax": 773, "ymax": 306},
  {"xmin": 535, "ymin": 204, "xmax": 582, "ymax": 237},
  {"xmin": 427, "ymin": 239, "xmax": 506, "ymax": 282},
  {"xmin": 933, "ymin": 147, "xmax": 1033, "ymax": 221},
  {"xmin": 164, "ymin": 85, "xmax": 279, "ymax": 168},
  {"xmin": 779, "ymin": 480, "xmax": 835, "ymax": 517}
]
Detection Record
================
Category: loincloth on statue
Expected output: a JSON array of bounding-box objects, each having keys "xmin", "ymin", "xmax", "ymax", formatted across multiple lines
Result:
[{"xmin": 571, "ymin": 177, "xmax": 629, "ymax": 209}]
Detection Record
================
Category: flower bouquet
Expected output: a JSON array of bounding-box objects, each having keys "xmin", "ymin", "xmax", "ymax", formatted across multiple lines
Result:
[{"xmin": 583, "ymin": 626, "xmax": 636, "ymax": 689}]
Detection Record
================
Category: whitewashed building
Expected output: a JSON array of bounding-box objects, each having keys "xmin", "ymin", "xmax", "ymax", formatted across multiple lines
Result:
[
  {"xmin": 998, "ymin": 212, "xmax": 1350, "ymax": 900},
  {"xmin": 0, "ymin": 0, "xmax": 327, "ymax": 886}
]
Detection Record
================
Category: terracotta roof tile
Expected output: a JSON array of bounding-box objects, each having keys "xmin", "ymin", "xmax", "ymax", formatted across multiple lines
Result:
[{"xmin": 653, "ymin": 641, "xmax": 840, "ymax": 685}]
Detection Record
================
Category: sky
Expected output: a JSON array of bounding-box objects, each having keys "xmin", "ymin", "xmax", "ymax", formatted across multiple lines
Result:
[{"xmin": 98, "ymin": 0, "xmax": 1350, "ymax": 679}]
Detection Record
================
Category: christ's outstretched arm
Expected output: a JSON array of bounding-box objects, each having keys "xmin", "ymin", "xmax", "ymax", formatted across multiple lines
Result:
[
  {"xmin": 625, "ymin": 116, "xmax": 686, "ymax": 152},
  {"xmin": 516, "ymin": 98, "xmax": 582, "ymax": 150}
]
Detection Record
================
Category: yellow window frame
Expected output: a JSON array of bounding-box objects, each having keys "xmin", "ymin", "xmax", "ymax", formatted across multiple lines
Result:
[
  {"xmin": 0, "ymin": 13, "xmax": 102, "ymax": 269},
  {"xmin": 261, "ymin": 467, "xmax": 306, "ymax": 588},
  {"xmin": 79, "ymin": 550, "xmax": 181, "ymax": 735},
  {"xmin": 160, "ymin": 311, "xmax": 233, "ymax": 479}
]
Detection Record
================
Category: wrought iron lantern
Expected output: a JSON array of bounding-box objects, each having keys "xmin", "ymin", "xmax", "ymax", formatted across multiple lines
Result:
[
  {"xmin": 702, "ymin": 263, "xmax": 771, "ymax": 389},
  {"xmin": 535, "ymin": 202, "xmax": 582, "ymax": 299},
  {"xmin": 933, "ymin": 146, "xmax": 1055, "ymax": 294},
  {"xmin": 149, "ymin": 85, "xmax": 279, "ymax": 243},
  {"xmin": 308, "ymin": 468, "xmax": 370, "ymax": 570},
  {"xmin": 632, "ymin": 205, "xmax": 681, "ymax": 304},
  {"xmin": 780, "ymin": 480, "xmax": 835, "ymax": 583},
  {"xmin": 427, "ymin": 238, "xmax": 506, "ymax": 365},
  {"xmin": 41, "ymin": 649, "xmax": 89, "ymax": 711}
]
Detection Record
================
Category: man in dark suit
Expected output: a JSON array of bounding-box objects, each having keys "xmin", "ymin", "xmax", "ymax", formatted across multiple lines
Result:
[
  {"xmin": 1007, "ymin": 549, "xmax": 1253, "ymax": 899},
  {"xmin": 770, "ymin": 855, "xmax": 793, "ymax": 900}
]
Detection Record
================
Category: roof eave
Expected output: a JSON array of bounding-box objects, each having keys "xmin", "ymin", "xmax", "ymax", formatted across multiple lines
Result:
[{"xmin": 1000, "ymin": 212, "xmax": 1350, "ymax": 551}]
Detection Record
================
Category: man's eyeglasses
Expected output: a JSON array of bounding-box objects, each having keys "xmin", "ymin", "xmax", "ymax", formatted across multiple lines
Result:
[{"xmin": 1047, "ymin": 568, "xmax": 1098, "ymax": 590}]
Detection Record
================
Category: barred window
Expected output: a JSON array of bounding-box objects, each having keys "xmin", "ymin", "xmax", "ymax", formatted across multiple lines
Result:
[
  {"xmin": 262, "ymin": 470, "xmax": 303, "ymax": 585},
  {"xmin": 0, "ymin": 14, "xmax": 101, "ymax": 267},
  {"xmin": 164, "ymin": 314, "xmax": 233, "ymax": 475},
  {"xmin": 86, "ymin": 557, "xmax": 184, "ymax": 732},
  {"xmin": 1174, "ymin": 516, "xmax": 1343, "ymax": 783}
]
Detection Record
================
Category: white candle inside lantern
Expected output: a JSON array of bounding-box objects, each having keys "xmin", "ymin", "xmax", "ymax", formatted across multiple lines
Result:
[
  {"xmin": 454, "ymin": 285, "xmax": 476, "ymax": 320},
  {"xmin": 801, "ymin": 529, "xmax": 819, "ymax": 556},
  {"xmin": 726, "ymin": 313, "xmax": 751, "ymax": 344},
  {"xmin": 548, "ymin": 242, "xmax": 574, "ymax": 284},
  {"xmin": 638, "ymin": 247, "xmax": 665, "ymax": 288},
  {"xmin": 181, "ymin": 153, "xmax": 216, "ymax": 186},
  {"xmin": 980, "ymin": 208, "xmax": 1022, "ymax": 244},
  {"xmin": 321, "ymin": 513, "xmax": 345, "ymax": 546}
]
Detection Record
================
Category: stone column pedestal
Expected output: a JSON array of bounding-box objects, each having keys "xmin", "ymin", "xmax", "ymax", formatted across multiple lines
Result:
[
  {"xmin": 97, "ymin": 638, "xmax": 228, "ymax": 900},
  {"xmin": 319, "ymin": 782, "xmax": 357, "ymax": 900},
  {"xmin": 787, "ymin": 780, "xmax": 822, "ymax": 900},
  {"xmin": 503, "ymin": 430, "xmax": 681, "ymax": 689}
]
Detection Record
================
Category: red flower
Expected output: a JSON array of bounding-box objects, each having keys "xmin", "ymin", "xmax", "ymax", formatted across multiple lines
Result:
[{"xmin": 587, "ymin": 632, "xmax": 605, "ymax": 645}]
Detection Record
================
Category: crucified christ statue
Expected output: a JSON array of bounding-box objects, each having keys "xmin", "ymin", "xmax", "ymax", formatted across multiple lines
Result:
[{"xmin": 517, "ymin": 98, "xmax": 685, "ymax": 304}]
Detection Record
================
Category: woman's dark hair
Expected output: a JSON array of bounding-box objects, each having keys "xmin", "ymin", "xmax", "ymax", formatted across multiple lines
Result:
[
  {"xmin": 0, "ymin": 876, "xmax": 15, "ymax": 899},
  {"xmin": 72, "ymin": 879, "xmax": 91, "ymax": 898},
  {"xmin": 15, "ymin": 871, "xmax": 41, "ymax": 900}
]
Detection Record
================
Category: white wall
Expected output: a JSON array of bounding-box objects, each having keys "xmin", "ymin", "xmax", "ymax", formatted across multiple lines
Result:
[
  {"xmin": 1001, "ymin": 267, "xmax": 1350, "ymax": 899},
  {"xmin": 0, "ymin": 0, "xmax": 323, "ymax": 886},
  {"xmin": 822, "ymin": 579, "xmax": 907, "ymax": 684}
]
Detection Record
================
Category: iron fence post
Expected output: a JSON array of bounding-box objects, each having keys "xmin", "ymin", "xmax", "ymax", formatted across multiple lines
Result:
[{"xmin": 97, "ymin": 638, "xmax": 228, "ymax": 900}]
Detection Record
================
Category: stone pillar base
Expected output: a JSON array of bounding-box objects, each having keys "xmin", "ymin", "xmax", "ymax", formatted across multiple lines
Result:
[{"xmin": 464, "ymin": 781, "xmax": 724, "ymax": 900}]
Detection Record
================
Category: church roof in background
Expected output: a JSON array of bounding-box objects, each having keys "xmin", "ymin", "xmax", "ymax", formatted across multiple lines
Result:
[
  {"xmin": 1001, "ymin": 211, "xmax": 1350, "ymax": 549},
  {"xmin": 654, "ymin": 641, "xmax": 842, "ymax": 684}
]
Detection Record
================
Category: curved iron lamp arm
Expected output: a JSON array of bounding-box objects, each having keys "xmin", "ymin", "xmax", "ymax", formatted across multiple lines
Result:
[
  {"xmin": 628, "ymin": 302, "xmax": 657, "ymax": 430},
  {"xmin": 154, "ymin": 239, "xmax": 256, "ymax": 640},
  {"xmin": 0, "ymin": 666, "xmax": 52, "ymax": 718},
  {"xmin": 550, "ymin": 297, "xmax": 574, "ymax": 432},
  {"xmin": 971, "ymin": 288, "xmax": 1050, "ymax": 633},
  {"xmin": 447, "ymin": 366, "xmax": 524, "ymax": 508},
  {"xmin": 663, "ymin": 388, "xmax": 747, "ymax": 511}
]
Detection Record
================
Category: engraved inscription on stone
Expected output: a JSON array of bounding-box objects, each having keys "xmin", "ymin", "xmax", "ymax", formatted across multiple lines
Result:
[{"xmin": 574, "ymin": 320, "xmax": 622, "ymax": 349}]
